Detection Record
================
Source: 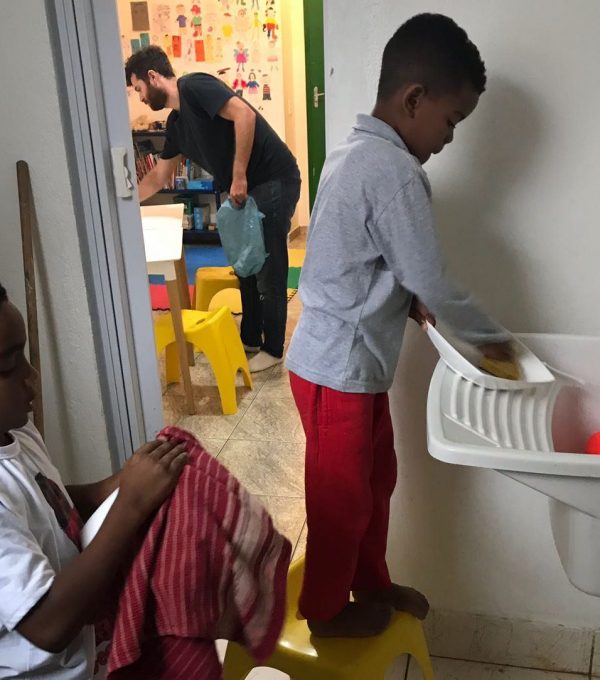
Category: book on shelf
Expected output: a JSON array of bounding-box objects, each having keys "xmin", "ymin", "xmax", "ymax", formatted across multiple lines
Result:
[{"xmin": 132, "ymin": 134, "xmax": 215, "ymax": 191}]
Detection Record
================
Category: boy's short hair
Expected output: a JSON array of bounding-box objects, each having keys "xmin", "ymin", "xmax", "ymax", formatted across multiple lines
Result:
[
  {"xmin": 0, "ymin": 283, "xmax": 7, "ymax": 304},
  {"xmin": 377, "ymin": 13, "xmax": 486, "ymax": 101},
  {"xmin": 125, "ymin": 46, "xmax": 175, "ymax": 86}
]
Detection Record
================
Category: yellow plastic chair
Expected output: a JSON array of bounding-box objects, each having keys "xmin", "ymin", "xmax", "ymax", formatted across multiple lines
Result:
[
  {"xmin": 154, "ymin": 306, "xmax": 252, "ymax": 415},
  {"xmin": 194, "ymin": 266, "xmax": 241, "ymax": 311},
  {"xmin": 222, "ymin": 557, "xmax": 434, "ymax": 680}
]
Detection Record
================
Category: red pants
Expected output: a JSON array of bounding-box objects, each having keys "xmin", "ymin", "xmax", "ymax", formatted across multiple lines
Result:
[{"xmin": 289, "ymin": 372, "xmax": 397, "ymax": 621}]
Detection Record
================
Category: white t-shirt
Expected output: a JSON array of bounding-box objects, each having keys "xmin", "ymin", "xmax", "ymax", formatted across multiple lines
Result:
[{"xmin": 0, "ymin": 420, "xmax": 95, "ymax": 679}]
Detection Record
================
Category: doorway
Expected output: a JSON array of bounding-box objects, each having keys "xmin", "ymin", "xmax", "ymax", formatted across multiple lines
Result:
[
  {"xmin": 118, "ymin": 0, "xmax": 323, "ymax": 568},
  {"xmin": 49, "ymin": 0, "xmax": 325, "ymax": 560}
]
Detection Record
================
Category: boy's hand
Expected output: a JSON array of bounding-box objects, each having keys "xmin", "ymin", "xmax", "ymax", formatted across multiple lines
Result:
[
  {"xmin": 478, "ymin": 341, "xmax": 515, "ymax": 362},
  {"xmin": 409, "ymin": 297, "xmax": 436, "ymax": 329},
  {"xmin": 118, "ymin": 440, "xmax": 188, "ymax": 520}
]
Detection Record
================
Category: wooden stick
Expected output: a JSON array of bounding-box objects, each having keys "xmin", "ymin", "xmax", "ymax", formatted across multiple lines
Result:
[{"xmin": 16, "ymin": 161, "xmax": 44, "ymax": 437}]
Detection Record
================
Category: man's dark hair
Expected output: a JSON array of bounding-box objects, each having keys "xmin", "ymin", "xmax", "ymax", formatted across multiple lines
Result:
[
  {"xmin": 377, "ymin": 13, "xmax": 486, "ymax": 101},
  {"xmin": 125, "ymin": 46, "xmax": 175, "ymax": 86},
  {"xmin": 0, "ymin": 283, "xmax": 7, "ymax": 305}
]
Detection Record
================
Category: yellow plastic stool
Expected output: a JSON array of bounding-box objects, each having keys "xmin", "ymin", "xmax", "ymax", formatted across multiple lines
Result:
[
  {"xmin": 194, "ymin": 266, "xmax": 241, "ymax": 311},
  {"xmin": 222, "ymin": 557, "xmax": 434, "ymax": 680},
  {"xmin": 155, "ymin": 307, "xmax": 252, "ymax": 415}
]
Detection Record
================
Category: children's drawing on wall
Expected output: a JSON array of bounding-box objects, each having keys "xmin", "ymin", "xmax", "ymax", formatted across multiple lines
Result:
[
  {"xmin": 118, "ymin": 0, "xmax": 286, "ymax": 137},
  {"xmin": 232, "ymin": 76, "xmax": 247, "ymax": 97},
  {"xmin": 162, "ymin": 32, "xmax": 173, "ymax": 55},
  {"xmin": 172, "ymin": 34, "xmax": 182, "ymax": 57},
  {"xmin": 267, "ymin": 38, "xmax": 278, "ymax": 71},
  {"xmin": 262, "ymin": 75, "xmax": 271, "ymax": 101},
  {"xmin": 222, "ymin": 12, "xmax": 234, "ymax": 41},
  {"xmin": 195, "ymin": 39, "xmax": 206, "ymax": 61},
  {"xmin": 190, "ymin": 4, "xmax": 203, "ymax": 36},
  {"xmin": 235, "ymin": 8, "xmax": 252, "ymax": 33},
  {"xmin": 185, "ymin": 36, "xmax": 195, "ymax": 61},
  {"xmin": 251, "ymin": 38, "xmax": 262, "ymax": 62},
  {"xmin": 234, "ymin": 41, "xmax": 249, "ymax": 72},
  {"xmin": 206, "ymin": 9, "xmax": 220, "ymax": 34},
  {"xmin": 153, "ymin": 3, "xmax": 171, "ymax": 33},
  {"xmin": 215, "ymin": 35, "xmax": 224, "ymax": 59},
  {"xmin": 205, "ymin": 33, "xmax": 215, "ymax": 61},
  {"xmin": 263, "ymin": 6, "xmax": 278, "ymax": 41},
  {"xmin": 247, "ymin": 71, "xmax": 260, "ymax": 97},
  {"xmin": 252, "ymin": 10, "xmax": 261, "ymax": 39},
  {"xmin": 175, "ymin": 4, "xmax": 187, "ymax": 33}
]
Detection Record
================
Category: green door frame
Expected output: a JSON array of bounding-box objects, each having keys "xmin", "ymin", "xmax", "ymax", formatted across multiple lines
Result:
[{"xmin": 303, "ymin": 0, "xmax": 326, "ymax": 210}]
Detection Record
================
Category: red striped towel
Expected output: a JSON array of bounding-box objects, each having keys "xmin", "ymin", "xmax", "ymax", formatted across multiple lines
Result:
[{"xmin": 102, "ymin": 427, "xmax": 292, "ymax": 679}]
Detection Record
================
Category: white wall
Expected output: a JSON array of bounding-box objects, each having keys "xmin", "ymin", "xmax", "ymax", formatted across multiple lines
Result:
[
  {"xmin": 325, "ymin": 1, "xmax": 600, "ymax": 627},
  {"xmin": 0, "ymin": 3, "xmax": 112, "ymax": 483}
]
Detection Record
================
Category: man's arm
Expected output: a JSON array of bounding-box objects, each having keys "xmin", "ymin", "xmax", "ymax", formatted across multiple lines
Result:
[
  {"xmin": 16, "ymin": 439, "xmax": 187, "ymax": 653},
  {"xmin": 66, "ymin": 474, "xmax": 120, "ymax": 522},
  {"xmin": 218, "ymin": 97, "xmax": 256, "ymax": 206},
  {"xmin": 137, "ymin": 156, "xmax": 182, "ymax": 202}
]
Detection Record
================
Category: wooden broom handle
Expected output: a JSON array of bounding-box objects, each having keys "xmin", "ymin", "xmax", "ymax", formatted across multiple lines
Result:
[{"xmin": 16, "ymin": 161, "xmax": 44, "ymax": 437}]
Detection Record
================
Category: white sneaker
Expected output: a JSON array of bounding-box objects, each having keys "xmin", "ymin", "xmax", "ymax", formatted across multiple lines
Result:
[{"xmin": 248, "ymin": 351, "xmax": 283, "ymax": 373}]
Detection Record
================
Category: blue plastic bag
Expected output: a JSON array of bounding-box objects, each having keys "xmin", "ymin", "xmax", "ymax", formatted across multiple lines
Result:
[{"xmin": 216, "ymin": 197, "xmax": 267, "ymax": 278}]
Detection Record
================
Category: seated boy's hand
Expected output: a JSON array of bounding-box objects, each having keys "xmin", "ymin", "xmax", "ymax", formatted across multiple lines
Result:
[
  {"xmin": 478, "ymin": 341, "xmax": 514, "ymax": 362},
  {"xmin": 409, "ymin": 297, "xmax": 436, "ymax": 329},
  {"xmin": 118, "ymin": 440, "xmax": 188, "ymax": 520}
]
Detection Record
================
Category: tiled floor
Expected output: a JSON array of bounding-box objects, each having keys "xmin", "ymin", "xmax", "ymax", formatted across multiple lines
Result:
[
  {"xmin": 160, "ymin": 232, "xmax": 589, "ymax": 680},
  {"xmin": 161, "ymin": 231, "xmax": 308, "ymax": 565}
]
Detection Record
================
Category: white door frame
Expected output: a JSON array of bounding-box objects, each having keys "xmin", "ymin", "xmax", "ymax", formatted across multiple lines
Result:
[{"xmin": 46, "ymin": 0, "xmax": 163, "ymax": 468}]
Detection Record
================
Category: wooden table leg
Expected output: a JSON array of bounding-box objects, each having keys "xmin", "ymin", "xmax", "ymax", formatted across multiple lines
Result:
[
  {"xmin": 175, "ymin": 255, "xmax": 192, "ymax": 307},
  {"xmin": 166, "ymin": 278, "xmax": 196, "ymax": 415},
  {"xmin": 174, "ymin": 256, "xmax": 195, "ymax": 366}
]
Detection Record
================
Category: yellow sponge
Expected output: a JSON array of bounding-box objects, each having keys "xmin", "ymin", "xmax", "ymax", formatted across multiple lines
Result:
[{"xmin": 479, "ymin": 357, "xmax": 521, "ymax": 381}]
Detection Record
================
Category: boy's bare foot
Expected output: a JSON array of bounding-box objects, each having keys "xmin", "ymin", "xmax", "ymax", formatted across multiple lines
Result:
[
  {"xmin": 308, "ymin": 601, "xmax": 393, "ymax": 638},
  {"xmin": 353, "ymin": 584, "xmax": 430, "ymax": 620}
]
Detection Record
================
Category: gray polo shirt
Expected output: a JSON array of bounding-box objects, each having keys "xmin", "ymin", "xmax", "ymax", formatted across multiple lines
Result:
[{"xmin": 286, "ymin": 114, "xmax": 509, "ymax": 394}]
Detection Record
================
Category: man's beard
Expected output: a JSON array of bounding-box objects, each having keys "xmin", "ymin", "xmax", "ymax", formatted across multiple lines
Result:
[{"xmin": 146, "ymin": 83, "xmax": 168, "ymax": 110}]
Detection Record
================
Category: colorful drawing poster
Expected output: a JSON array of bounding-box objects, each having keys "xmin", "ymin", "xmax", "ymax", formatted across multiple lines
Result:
[
  {"xmin": 195, "ymin": 39, "xmax": 206, "ymax": 62},
  {"xmin": 172, "ymin": 35, "xmax": 182, "ymax": 58},
  {"xmin": 130, "ymin": 38, "xmax": 141, "ymax": 53},
  {"xmin": 140, "ymin": 31, "xmax": 150, "ymax": 47}
]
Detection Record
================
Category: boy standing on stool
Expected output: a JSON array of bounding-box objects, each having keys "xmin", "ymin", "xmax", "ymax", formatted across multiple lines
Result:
[{"xmin": 286, "ymin": 14, "xmax": 513, "ymax": 638}]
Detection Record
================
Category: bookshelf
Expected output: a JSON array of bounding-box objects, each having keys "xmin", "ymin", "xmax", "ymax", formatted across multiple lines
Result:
[{"xmin": 133, "ymin": 129, "xmax": 223, "ymax": 245}]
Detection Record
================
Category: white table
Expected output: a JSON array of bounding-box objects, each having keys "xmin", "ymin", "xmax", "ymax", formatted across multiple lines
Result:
[{"xmin": 141, "ymin": 204, "xmax": 195, "ymax": 414}]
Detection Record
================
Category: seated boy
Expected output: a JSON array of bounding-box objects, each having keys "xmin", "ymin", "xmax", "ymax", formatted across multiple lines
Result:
[
  {"xmin": 286, "ymin": 13, "xmax": 513, "ymax": 637},
  {"xmin": 0, "ymin": 281, "xmax": 187, "ymax": 677}
]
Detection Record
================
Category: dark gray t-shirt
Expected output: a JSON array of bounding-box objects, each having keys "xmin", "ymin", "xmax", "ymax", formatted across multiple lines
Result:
[{"xmin": 162, "ymin": 73, "xmax": 299, "ymax": 190}]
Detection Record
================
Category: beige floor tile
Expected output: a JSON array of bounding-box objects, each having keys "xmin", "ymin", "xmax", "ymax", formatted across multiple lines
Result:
[
  {"xmin": 256, "ymin": 378, "xmax": 294, "ymax": 401},
  {"xmin": 230, "ymin": 395, "xmax": 305, "ymax": 443},
  {"xmin": 407, "ymin": 657, "xmax": 586, "ymax": 680},
  {"xmin": 177, "ymin": 407, "xmax": 247, "ymax": 441},
  {"xmin": 254, "ymin": 496, "xmax": 306, "ymax": 547},
  {"xmin": 201, "ymin": 438, "xmax": 227, "ymax": 457},
  {"xmin": 218, "ymin": 439, "xmax": 305, "ymax": 497}
]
